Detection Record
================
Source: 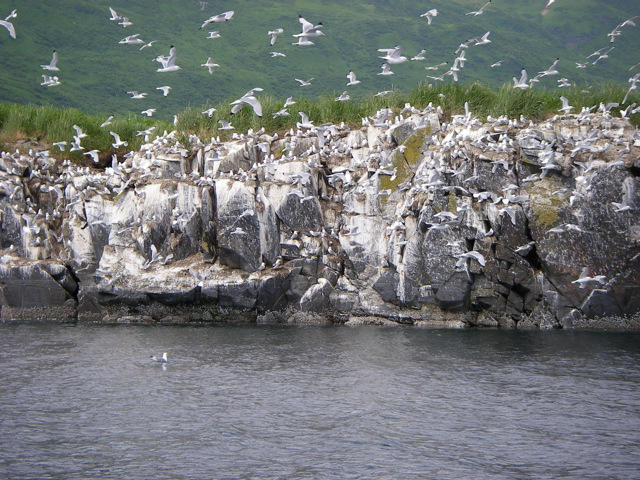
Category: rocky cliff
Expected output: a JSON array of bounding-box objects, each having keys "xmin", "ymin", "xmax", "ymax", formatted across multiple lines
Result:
[{"xmin": 1, "ymin": 105, "xmax": 639, "ymax": 328}]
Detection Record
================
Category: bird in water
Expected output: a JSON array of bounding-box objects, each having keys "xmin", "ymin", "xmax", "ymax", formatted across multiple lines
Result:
[{"xmin": 151, "ymin": 352, "xmax": 168, "ymax": 363}]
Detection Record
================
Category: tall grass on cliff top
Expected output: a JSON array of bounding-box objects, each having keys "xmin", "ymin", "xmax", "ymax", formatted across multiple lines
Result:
[{"xmin": 1, "ymin": 83, "xmax": 638, "ymax": 161}]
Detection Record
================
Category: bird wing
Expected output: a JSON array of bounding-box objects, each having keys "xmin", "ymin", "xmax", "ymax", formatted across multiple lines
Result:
[
  {"xmin": 298, "ymin": 16, "xmax": 314, "ymax": 33},
  {"xmin": 0, "ymin": 20, "xmax": 16, "ymax": 39},
  {"xmin": 166, "ymin": 47, "xmax": 177, "ymax": 67},
  {"xmin": 242, "ymin": 96, "xmax": 263, "ymax": 117},
  {"xmin": 50, "ymin": 51, "xmax": 59, "ymax": 68}
]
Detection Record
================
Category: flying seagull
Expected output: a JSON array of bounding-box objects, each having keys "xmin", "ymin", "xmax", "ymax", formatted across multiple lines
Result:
[
  {"xmin": 40, "ymin": 51, "xmax": 60, "ymax": 71},
  {"xmin": 201, "ymin": 57, "xmax": 219, "ymax": 74},
  {"xmin": 230, "ymin": 88, "xmax": 263, "ymax": 117},
  {"xmin": 156, "ymin": 45, "xmax": 181, "ymax": 72},
  {"xmin": 420, "ymin": 9, "xmax": 438, "ymax": 24},
  {"xmin": 346, "ymin": 71, "xmax": 361, "ymax": 86},
  {"xmin": 200, "ymin": 11, "xmax": 234, "ymax": 29},
  {"xmin": 268, "ymin": 28, "xmax": 283, "ymax": 45},
  {"xmin": 294, "ymin": 15, "xmax": 324, "ymax": 38},
  {"xmin": 465, "ymin": 1, "xmax": 492, "ymax": 16},
  {"xmin": 0, "ymin": 18, "xmax": 16, "ymax": 38},
  {"xmin": 378, "ymin": 45, "xmax": 408, "ymax": 65}
]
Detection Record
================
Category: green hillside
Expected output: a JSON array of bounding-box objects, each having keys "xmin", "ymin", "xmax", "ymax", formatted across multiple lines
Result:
[{"xmin": 0, "ymin": 0, "xmax": 638, "ymax": 122}]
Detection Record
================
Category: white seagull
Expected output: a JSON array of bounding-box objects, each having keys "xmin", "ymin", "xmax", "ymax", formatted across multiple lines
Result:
[
  {"xmin": 571, "ymin": 267, "xmax": 606, "ymax": 289},
  {"xmin": 473, "ymin": 31, "xmax": 491, "ymax": 46},
  {"xmin": 378, "ymin": 45, "xmax": 408, "ymax": 65},
  {"xmin": 378, "ymin": 63, "xmax": 394, "ymax": 76},
  {"xmin": 465, "ymin": 1, "xmax": 491, "ymax": 16},
  {"xmin": 420, "ymin": 9, "xmax": 438, "ymax": 24},
  {"xmin": 40, "ymin": 51, "xmax": 60, "ymax": 71},
  {"xmin": 108, "ymin": 7, "xmax": 122, "ymax": 21},
  {"xmin": 200, "ymin": 11, "xmax": 234, "ymax": 29},
  {"xmin": 230, "ymin": 89, "xmax": 263, "ymax": 117},
  {"xmin": 201, "ymin": 57, "xmax": 220, "ymax": 74},
  {"xmin": 559, "ymin": 96, "xmax": 574, "ymax": 113},
  {"xmin": 268, "ymin": 28, "xmax": 283, "ymax": 45},
  {"xmin": 294, "ymin": 15, "xmax": 324, "ymax": 38},
  {"xmin": 119, "ymin": 34, "xmax": 144, "ymax": 45},
  {"xmin": 292, "ymin": 37, "xmax": 314, "ymax": 46},
  {"xmin": 295, "ymin": 78, "xmax": 314, "ymax": 86},
  {"xmin": 110, "ymin": 131, "xmax": 128, "ymax": 148},
  {"xmin": 335, "ymin": 91, "xmax": 350, "ymax": 102},
  {"xmin": 346, "ymin": 71, "xmax": 360, "ymax": 86},
  {"xmin": 150, "ymin": 352, "xmax": 169, "ymax": 363},
  {"xmin": 156, "ymin": 46, "xmax": 181, "ymax": 72},
  {"xmin": 156, "ymin": 86, "xmax": 171, "ymax": 96},
  {"xmin": 207, "ymin": 31, "xmax": 221, "ymax": 39},
  {"xmin": 513, "ymin": 68, "xmax": 530, "ymax": 89},
  {"xmin": 127, "ymin": 91, "xmax": 148, "ymax": 99},
  {"xmin": 1, "ymin": 18, "xmax": 17, "ymax": 39},
  {"xmin": 218, "ymin": 120, "xmax": 234, "ymax": 130},
  {"xmin": 100, "ymin": 115, "xmax": 114, "ymax": 128},
  {"xmin": 539, "ymin": 58, "xmax": 560, "ymax": 77},
  {"xmin": 411, "ymin": 49, "xmax": 427, "ymax": 61}
]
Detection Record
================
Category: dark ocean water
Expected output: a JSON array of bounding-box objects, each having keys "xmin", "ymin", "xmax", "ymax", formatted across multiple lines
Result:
[{"xmin": 0, "ymin": 323, "xmax": 639, "ymax": 480}]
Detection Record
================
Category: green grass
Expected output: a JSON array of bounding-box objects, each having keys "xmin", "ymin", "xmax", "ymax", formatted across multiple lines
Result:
[{"xmin": 1, "ymin": 82, "xmax": 638, "ymax": 160}]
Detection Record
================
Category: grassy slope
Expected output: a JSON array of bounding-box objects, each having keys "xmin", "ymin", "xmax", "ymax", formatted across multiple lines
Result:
[{"xmin": 0, "ymin": 0, "xmax": 639, "ymax": 123}]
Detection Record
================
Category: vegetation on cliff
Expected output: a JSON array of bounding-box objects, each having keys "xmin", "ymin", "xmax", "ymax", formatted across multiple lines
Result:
[{"xmin": 0, "ymin": 82, "xmax": 638, "ymax": 162}]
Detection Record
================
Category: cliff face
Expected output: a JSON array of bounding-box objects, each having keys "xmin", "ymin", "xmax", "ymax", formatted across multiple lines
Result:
[{"xmin": 1, "ymin": 107, "xmax": 639, "ymax": 328}]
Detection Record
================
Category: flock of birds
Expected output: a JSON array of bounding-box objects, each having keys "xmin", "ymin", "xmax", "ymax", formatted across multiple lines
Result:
[
  {"xmin": 1, "ymin": 2, "xmax": 639, "ymax": 299},
  {"xmin": 1, "ymin": 2, "xmax": 639, "ymax": 125}
]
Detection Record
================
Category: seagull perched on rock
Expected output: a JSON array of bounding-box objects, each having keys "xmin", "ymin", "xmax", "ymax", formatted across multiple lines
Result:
[
  {"xmin": 572, "ymin": 267, "xmax": 606, "ymax": 289},
  {"xmin": 200, "ymin": 11, "xmax": 234, "ymax": 29},
  {"xmin": 420, "ymin": 9, "xmax": 438, "ymax": 24},
  {"xmin": 156, "ymin": 45, "xmax": 181, "ymax": 72},
  {"xmin": 40, "ymin": 51, "xmax": 60, "ymax": 71}
]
